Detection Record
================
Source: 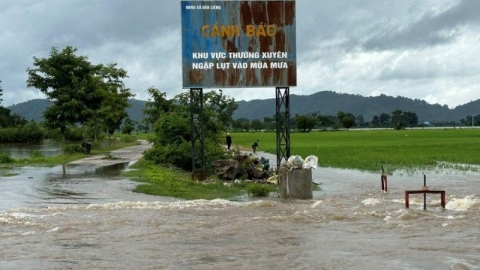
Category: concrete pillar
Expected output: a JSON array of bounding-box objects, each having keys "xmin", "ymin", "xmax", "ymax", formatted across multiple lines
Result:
[{"xmin": 278, "ymin": 168, "xmax": 312, "ymax": 199}]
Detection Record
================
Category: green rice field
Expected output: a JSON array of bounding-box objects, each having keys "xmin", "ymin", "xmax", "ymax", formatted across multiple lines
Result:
[{"xmin": 229, "ymin": 128, "xmax": 480, "ymax": 173}]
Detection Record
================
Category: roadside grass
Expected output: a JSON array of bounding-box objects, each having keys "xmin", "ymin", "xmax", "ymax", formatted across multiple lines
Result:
[
  {"xmin": 114, "ymin": 132, "xmax": 154, "ymax": 141},
  {"xmin": 124, "ymin": 160, "xmax": 277, "ymax": 200},
  {"xmin": 229, "ymin": 129, "xmax": 480, "ymax": 173}
]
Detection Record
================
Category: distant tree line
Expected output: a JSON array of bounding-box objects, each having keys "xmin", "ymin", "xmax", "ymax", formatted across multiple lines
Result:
[
  {"xmin": 0, "ymin": 80, "xmax": 44, "ymax": 142},
  {"xmin": 231, "ymin": 110, "xmax": 421, "ymax": 132},
  {"xmin": 460, "ymin": 115, "xmax": 480, "ymax": 127},
  {"xmin": 232, "ymin": 110, "xmax": 480, "ymax": 132}
]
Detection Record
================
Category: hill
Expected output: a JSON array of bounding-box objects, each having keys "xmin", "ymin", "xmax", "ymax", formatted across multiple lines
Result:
[
  {"xmin": 6, "ymin": 91, "xmax": 480, "ymax": 124},
  {"xmin": 233, "ymin": 91, "xmax": 480, "ymax": 123},
  {"xmin": 8, "ymin": 99, "xmax": 147, "ymax": 123}
]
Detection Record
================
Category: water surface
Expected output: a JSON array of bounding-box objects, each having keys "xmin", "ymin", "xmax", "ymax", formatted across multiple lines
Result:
[{"xmin": 1, "ymin": 154, "xmax": 479, "ymax": 269}]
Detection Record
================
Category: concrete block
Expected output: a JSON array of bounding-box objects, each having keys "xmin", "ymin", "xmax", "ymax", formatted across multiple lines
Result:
[{"xmin": 278, "ymin": 168, "xmax": 312, "ymax": 199}]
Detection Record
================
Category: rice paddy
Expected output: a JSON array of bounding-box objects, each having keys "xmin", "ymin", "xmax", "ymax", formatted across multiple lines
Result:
[{"xmin": 229, "ymin": 128, "xmax": 480, "ymax": 173}]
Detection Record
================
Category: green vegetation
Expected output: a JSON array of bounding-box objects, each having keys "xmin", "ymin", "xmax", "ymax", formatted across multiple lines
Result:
[
  {"xmin": 143, "ymin": 88, "xmax": 237, "ymax": 173},
  {"xmin": 230, "ymin": 129, "xmax": 480, "ymax": 173},
  {"xmin": 0, "ymin": 153, "xmax": 14, "ymax": 164},
  {"xmin": 122, "ymin": 88, "xmax": 281, "ymax": 199},
  {"xmin": 124, "ymin": 160, "xmax": 276, "ymax": 200},
  {"xmin": 246, "ymin": 183, "xmax": 275, "ymax": 197},
  {"xmin": 26, "ymin": 46, "xmax": 134, "ymax": 142}
]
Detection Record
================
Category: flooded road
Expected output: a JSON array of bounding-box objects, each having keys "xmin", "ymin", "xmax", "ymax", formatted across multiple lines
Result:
[{"xmin": 1, "ymin": 151, "xmax": 480, "ymax": 269}]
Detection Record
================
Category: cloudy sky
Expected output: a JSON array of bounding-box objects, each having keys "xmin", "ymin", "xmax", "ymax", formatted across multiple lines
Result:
[{"xmin": 1, "ymin": 0, "xmax": 479, "ymax": 108}]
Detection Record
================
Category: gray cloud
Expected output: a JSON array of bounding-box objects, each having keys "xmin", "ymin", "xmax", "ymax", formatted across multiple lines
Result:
[
  {"xmin": 1, "ymin": 0, "xmax": 480, "ymax": 109},
  {"xmin": 363, "ymin": 0, "xmax": 480, "ymax": 51}
]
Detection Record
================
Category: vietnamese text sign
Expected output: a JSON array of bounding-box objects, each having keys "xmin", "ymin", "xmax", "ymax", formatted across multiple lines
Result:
[{"xmin": 181, "ymin": 1, "xmax": 296, "ymax": 88}]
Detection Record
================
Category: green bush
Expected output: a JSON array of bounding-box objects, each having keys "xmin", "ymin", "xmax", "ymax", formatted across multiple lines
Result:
[
  {"xmin": 144, "ymin": 139, "xmax": 226, "ymax": 174},
  {"xmin": 31, "ymin": 150, "xmax": 44, "ymax": 158},
  {"xmin": 0, "ymin": 153, "xmax": 14, "ymax": 164},
  {"xmin": 144, "ymin": 142, "xmax": 192, "ymax": 171},
  {"xmin": 121, "ymin": 135, "xmax": 135, "ymax": 143},
  {"xmin": 0, "ymin": 122, "xmax": 44, "ymax": 143},
  {"xmin": 247, "ymin": 183, "xmax": 275, "ymax": 197},
  {"xmin": 63, "ymin": 144, "xmax": 85, "ymax": 154},
  {"xmin": 66, "ymin": 127, "xmax": 86, "ymax": 142}
]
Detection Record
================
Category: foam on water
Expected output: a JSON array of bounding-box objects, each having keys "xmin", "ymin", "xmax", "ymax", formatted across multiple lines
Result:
[
  {"xmin": 310, "ymin": 200, "xmax": 323, "ymax": 208},
  {"xmin": 1, "ymin": 199, "xmax": 277, "ymax": 216},
  {"xmin": 362, "ymin": 198, "xmax": 381, "ymax": 206},
  {"xmin": 446, "ymin": 195, "xmax": 480, "ymax": 211}
]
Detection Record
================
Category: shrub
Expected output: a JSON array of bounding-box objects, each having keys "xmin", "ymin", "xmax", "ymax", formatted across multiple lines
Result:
[
  {"xmin": 121, "ymin": 135, "xmax": 135, "ymax": 143},
  {"xmin": 144, "ymin": 142, "xmax": 192, "ymax": 171},
  {"xmin": 31, "ymin": 150, "xmax": 44, "ymax": 158},
  {"xmin": 63, "ymin": 144, "xmax": 84, "ymax": 154},
  {"xmin": 247, "ymin": 183, "xmax": 275, "ymax": 197},
  {"xmin": 0, "ymin": 153, "xmax": 14, "ymax": 164},
  {"xmin": 0, "ymin": 122, "xmax": 44, "ymax": 143}
]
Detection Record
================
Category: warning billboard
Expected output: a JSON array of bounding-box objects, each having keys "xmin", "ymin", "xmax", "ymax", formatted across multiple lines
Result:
[{"xmin": 181, "ymin": 1, "xmax": 296, "ymax": 88}]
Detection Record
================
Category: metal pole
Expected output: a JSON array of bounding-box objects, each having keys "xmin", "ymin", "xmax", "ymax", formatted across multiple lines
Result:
[
  {"xmin": 423, "ymin": 175, "xmax": 426, "ymax": 210},
  {"xmin": 276, "ymin": 87, "xmax": 290, "ymax": 168}
]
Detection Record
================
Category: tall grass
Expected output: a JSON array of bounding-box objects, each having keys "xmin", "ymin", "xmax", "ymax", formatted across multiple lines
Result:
[{"xmin": 230, "ymin": 129, "xmax": 480, "ymax": 172}]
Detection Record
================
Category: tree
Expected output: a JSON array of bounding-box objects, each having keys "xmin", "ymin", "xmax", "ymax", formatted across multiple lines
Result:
[
  {"xmin": 317, "ymin": 114, "xmax": 334, "ymax": 128},
  {"xmin": 0, "ymin": 107, "xmax": 27, "ymax": 128},
  {"xmin": 26, "ymin": 46, "xmax": 132, "ymax": 141},
  {"xmin": 263, "ymin": 116, "xmax": 275, "ymax": 131},
  {"xmin": 121, "ymin": 117, "xmax": 136, "ymax": 135},
  {"xmin": 0, "ymin": 80, "xmax": 3, "ymax": 104},
  {"xmin": 392, "ymin": 109, "xmax": 405, "ymax": 130},
  {"xmin": 463, "ymin": 115, "xmax": 480, "ymax": 126},
  {"xmin": 142, "ymin": 87, "xmax": 174, "ymax": 129},
  {"xmin": 390, "ymin": 110, "xmax": 417, "ymax": 130},
  {"xmin": 142, "ymin": 89, "xmax": 234, "ymax": 172},
  {"xmin": 337, "ymin": 111, "xmax": 356, "ymax": 130},
  {"xmin": 379, "ymin": 113, "xmax": 391, "ymax": 127},
  {"xmin": 96, "ymin": 63, "xmax": 134, "ymax": 136},
  {"xmin": 251, "ymin": 119, "xmax": 263, "ymax": 131},
  {"xmin": 234, "ymin": 118, "xmax": 250, "ymax": 132},
  {"xmin": 295, "ymin": 113, "xmax": 317, "ymax": 132},
  {"xmin": 371, "ymin": 115, "xmax": 380, "ymax": 127},
  {"xmin": 405, "ymin": 111, "xmax": 418, "ymax": 127},
  {"xmin": 175, "ymin": 89, "xmax": 238, "ymax": 138},
  {"xmin": 356, "ymin": 115, "xmax": 365, "ymax": 127}
]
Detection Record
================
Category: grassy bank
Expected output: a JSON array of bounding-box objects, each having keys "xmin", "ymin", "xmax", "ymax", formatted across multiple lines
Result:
[
  {"xmin": 230, "ymin": 128, "xmax": 480, "ymax": 173},
  {"xmin": 1, "ymin": 133, "xmax": 278, "ymax": 200},
  {"xmin": 123, "ymin": 160, "xmax": 276, "ymax": 200}
]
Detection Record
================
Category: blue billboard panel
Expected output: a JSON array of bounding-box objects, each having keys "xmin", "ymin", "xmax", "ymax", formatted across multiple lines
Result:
[{"xmin": 181, "ymin": 1, "xmax": 296, "ymax": 88}]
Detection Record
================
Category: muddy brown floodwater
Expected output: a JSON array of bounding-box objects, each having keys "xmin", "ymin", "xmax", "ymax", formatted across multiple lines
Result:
[{"xmin": 1, "ymin": 151, "xmax": 479, "ymax": 269}]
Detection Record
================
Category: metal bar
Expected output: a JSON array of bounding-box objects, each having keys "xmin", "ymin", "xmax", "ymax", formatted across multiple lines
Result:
[
  {"xmin": 405, "ymin": 191, "xmax": 409, "ymax": 208},
  {"xmin": 424, "ymin": 175, "xmax": 426, "ymax": 210},
  {"xmin": 381, "ymin": 175, "xmax": 387, "ymax": 191},
  {"xmin": 404, "ymin": 190, "xmax": 446, "ymax": 209}
]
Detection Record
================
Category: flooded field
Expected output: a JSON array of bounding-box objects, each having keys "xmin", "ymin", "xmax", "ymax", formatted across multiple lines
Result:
[{"xmin": 0, "ymin": 141, "xmax": 62, "ymax": 159}]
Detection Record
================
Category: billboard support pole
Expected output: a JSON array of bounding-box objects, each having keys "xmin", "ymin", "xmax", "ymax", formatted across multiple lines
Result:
[
  {"xmin": 276, "ymin": 86, "xmax": 290, "ymax": 169},
  {"xmin": 190, "ymin": 88, "xmax": 206, "ymax": 180}
]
